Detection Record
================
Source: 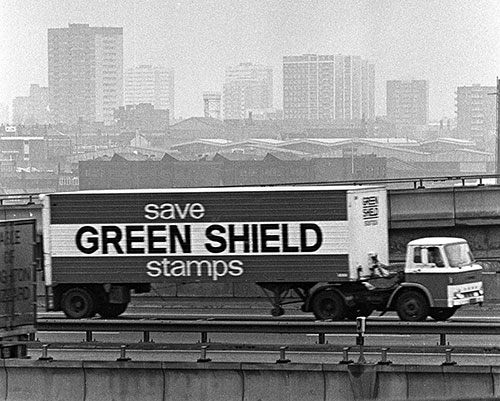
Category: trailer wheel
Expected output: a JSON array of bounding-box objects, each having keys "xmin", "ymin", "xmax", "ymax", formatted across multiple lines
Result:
[
  {"xmin": 61, "ymin": 287, "xmax": 96, "ymax": 319},
  {"xmin": 429, "ymin": 307, "xmax": 457, "ymax": 321},
  {"xmin": 98, "ymin": 302, "xmax": 128, "ymax": 318},
  {"xmin": 312, "ymin": 290, "xmax": 345, "ymax": 320},
  {"xmin": 396, "ymin": 290, "xmax": 429, "ymax": 321}
]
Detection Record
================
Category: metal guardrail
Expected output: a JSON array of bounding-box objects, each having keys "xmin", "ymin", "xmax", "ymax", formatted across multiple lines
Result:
[
  {"xmin": 0, "ymin": 194, "xmax": 40, "ymax": 206},
  {"xmin": 35, "ymin": 318, "xmax": 499, "ymax": 346},
  {"xmin": 1, "ymin": 172, "xmax": 500, "ymax": 206}
]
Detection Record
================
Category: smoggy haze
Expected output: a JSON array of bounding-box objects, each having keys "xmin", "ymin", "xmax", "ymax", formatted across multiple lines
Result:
[{"xmin": 1, "ymin": 0, "xmax": 499, "ymax": 119}]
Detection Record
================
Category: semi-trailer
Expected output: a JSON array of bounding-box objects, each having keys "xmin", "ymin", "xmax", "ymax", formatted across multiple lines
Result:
[{"xmin": 40, "ymin": 185, "xmax": 484, "ymax": 321}]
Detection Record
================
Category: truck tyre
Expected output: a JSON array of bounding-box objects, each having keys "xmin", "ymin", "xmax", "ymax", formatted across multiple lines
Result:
[
  {"xmin": 98, "ymin": 302, "xmax": 128, "ymax": 318},
  {"xmin": 61, "ymin": 287, "xmax": 96, "ymax": 319},
  {"xmin": 429, "ymin": 307, "xmax": 457, "ymax": 321},
  {"xmin": 312, "ymin": 290, "xmax": 345, "ymax": 320},
  {"xmin": 396, "ymin": 290, "xmax": 429, "ymax": 321}
]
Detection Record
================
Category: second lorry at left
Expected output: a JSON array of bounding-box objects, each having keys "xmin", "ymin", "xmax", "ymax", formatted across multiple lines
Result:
[{"xmin": 39, "ymin": 185, "xmax": 483, "ymax": 321}]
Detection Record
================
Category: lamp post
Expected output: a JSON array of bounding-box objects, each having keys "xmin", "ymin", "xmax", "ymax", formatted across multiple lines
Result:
[{"xmin": 497, "ymin": 77, "xmax": 500, "ymax": 177}]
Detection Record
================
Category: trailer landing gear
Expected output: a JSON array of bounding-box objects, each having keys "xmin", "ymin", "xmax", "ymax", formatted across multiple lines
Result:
[
  {"xmin": 271, "ymin": 306, "xmax": 285, "ymax": 317},
  {"xmin": 257, "ymin": 283, "xmax": 308, "ymax": 317}
]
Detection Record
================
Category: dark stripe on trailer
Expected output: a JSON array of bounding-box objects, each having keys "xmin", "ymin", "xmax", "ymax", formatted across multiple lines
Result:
[
  {"xmin": 50, "ymin": 254, "xmax": 350, "ymax": 283},
  {"xmin": 47, "ymin": 190, "xmax": 348, "ymax": 224}
]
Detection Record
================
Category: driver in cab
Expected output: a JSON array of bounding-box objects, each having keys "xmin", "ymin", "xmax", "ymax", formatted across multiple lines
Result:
[{"xmin": 428, "ymin": 247, "xmax": 445, "ymax": 267}]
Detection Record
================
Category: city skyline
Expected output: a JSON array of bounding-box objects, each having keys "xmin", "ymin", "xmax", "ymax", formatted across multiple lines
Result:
[{"xmin": 1, "ymin": 0, "xmax": 499, "ymax": 121}]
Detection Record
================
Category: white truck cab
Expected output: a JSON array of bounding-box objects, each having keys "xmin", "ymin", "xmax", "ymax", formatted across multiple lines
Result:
[{"xmin": 404, "ymin": 237, "xmax": 484, "ymax": 309}]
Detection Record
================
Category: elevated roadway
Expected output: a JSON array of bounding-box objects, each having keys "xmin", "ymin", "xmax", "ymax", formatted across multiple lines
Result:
[{"xmin": 4, "ymin": 179, "xmax": 500, "ymax": 400}]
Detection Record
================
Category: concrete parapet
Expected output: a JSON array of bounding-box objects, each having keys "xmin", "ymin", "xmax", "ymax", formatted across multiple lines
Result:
[
  {"xmin": 405, "ymin": 364, "xmax": 494, "ymax": 401},
  {"xmin": 163, "ymin": 362, "xmax": 242, "ymax": 401},
  {"xmin": 83, "ymin": 361, "xmax": 164, "ymax": 401},
  {"xmin": 4, "ymin": 360, "xmax": 84, "ymax": 401},
  {"xmin": 0, "ymin": 359, "xmax": 499, "ymax": 400},
  {"xmin": 242, "ymin": 362, "xmax": 325, "ymax": 401}
]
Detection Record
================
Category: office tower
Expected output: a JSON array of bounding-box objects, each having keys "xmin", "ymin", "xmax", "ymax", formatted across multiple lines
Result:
[
  {"xmin": 124, "ymin": 65, "xmax": 175, "ymax": 117},
  {"xmin": 386, "ymin": 80, "xmax": 429, "ymax": 126},
  {"xmin": 48, "ymin": 23, "xmax": 123, "ymax": 125},
  {"xmin": 203, "ymin": 91, "xmax": 221, "ymax": 119},
  {"xmin": 0, "ymin": 103, "xmax": 9, "ymax": 125},
  {"xmin": 12, "ymin": 84, "xmax": 50, "ymax": 125},
  {"xmin": 223, "ymin": 62, "xmax": 273, "ymax": 120},
  {"xmin": 283, "ymin": 54, "xmax": 375, "ymax": 121},
  {"xmin": 456, "ymin": 84, "xmax": 496, "ymax": 140}
]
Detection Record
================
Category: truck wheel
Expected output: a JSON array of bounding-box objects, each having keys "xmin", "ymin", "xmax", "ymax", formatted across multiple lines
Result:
[
  {"xmin": 429, "ymin": 307, "xmax": 457, "ymax": 321},
  {"xmin": 312, "ymin": 290, "xmax": 345, "ymax": 320},
  {"xmin": 396, "ymin": 290, "xmax": 429, "ymax": 321},
  {"xmin": 98, "ymin": 302, "xmax": 128, "ymax": 318},
  {"xmin": 61, "ymin": 287, "xmax": 96, "ymax": 319}
]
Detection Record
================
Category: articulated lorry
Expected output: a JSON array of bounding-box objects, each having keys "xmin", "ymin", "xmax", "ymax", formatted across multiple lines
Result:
[
  {"xmin": 0, "ymin": 219, "xmax": 36, "ymax": 357},
  {"xmin": 40, "ymin": 185, "xmax": 483, "ymax": 321}
]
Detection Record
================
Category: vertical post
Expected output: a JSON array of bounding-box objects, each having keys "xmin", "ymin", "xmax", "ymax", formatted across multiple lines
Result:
[
  {"xmin": 38, "ymin": 344, "xmax": 53, "ymax": 361},
  {"xmin": 197, "ymin": 345, "xmax": 211, "ymax": 363},
  {"xmin": 496, "ymin": 78, "xmax": 500, "ymax": 179},
  {"xmin": 117, "ymin": 345, "xmax": 131, "ymax": 361},
  {"xmin": 356, "ymin": 317, "xmax": 367, "ymax": 364},
  {"xmin": 276, "ymin": 346, "xmax": 291, "ymax": 364},
  {"xmin": 439, "ymin": 333, "xmax": 446, "ymax": 346},
  {"xmin": 339, "ymin": 347, "xmax": 353, "ymax": 364},
  {"xmin": 442, "ymin": 348, "xmax": 457, "ymax": 366},
  {"xmin": 378, "ymin": 348, "xmax": 392, "ymax": 365}
]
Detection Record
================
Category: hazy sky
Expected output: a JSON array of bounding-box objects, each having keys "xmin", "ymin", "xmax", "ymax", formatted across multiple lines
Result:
[{"xmin": 1, "ymin": 0, "xmax": 499, "ymax": 120}]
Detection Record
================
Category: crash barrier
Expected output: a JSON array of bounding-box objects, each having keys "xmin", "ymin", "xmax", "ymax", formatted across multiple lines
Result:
[{"xmin": 1, "ymin": 359, "xmax": 500, "ymax": 401}]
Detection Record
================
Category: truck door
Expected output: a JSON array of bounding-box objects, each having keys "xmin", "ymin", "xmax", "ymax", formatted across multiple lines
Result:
[{"xmin": 405, "ymin": 246, "xmax": 449, "ymax": 307}]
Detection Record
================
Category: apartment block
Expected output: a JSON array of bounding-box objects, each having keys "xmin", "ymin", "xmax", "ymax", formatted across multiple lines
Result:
[
  {"xmin": 203, "ymin": 91, "xmax": 222, "ymax": 119},
  {"xmin": 48, "ymin": 23, "xmax": 123, "ymax": 125},
  {"xmin": 386, "ymin": 80, "xmax": 428, "ymax": 126},
  {"xmin": 456, "ymin": 84, "xmax": 496, "ymax": 140},
  {"xmin": 12, "ymin": 84, "xmax": 50, "ymax": 125},
  {"xmin": 124, "ymin": 65, "xmax": 175, "ymax": 117},
  {"xmin": 283, "ymin": 54, "xmax": 375, "ymax": 121},
  {"xmin": 223, "ymin": 62, "xmax": 273, "ymax": 120}
]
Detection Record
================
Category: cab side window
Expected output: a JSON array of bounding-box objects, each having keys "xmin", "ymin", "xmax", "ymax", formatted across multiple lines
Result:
[
  {"xmin": 413, "ymin": 247, "xmax": 422, "ymax": 263},
  {"xmin": 427, "ymin": 247, "xmax": 444, "ymax": 267}
]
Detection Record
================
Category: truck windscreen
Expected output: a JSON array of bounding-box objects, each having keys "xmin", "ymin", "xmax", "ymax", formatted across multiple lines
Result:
[{"xmin": 445, "ymin": 243, "xmax": 474, "ymax": 267}]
